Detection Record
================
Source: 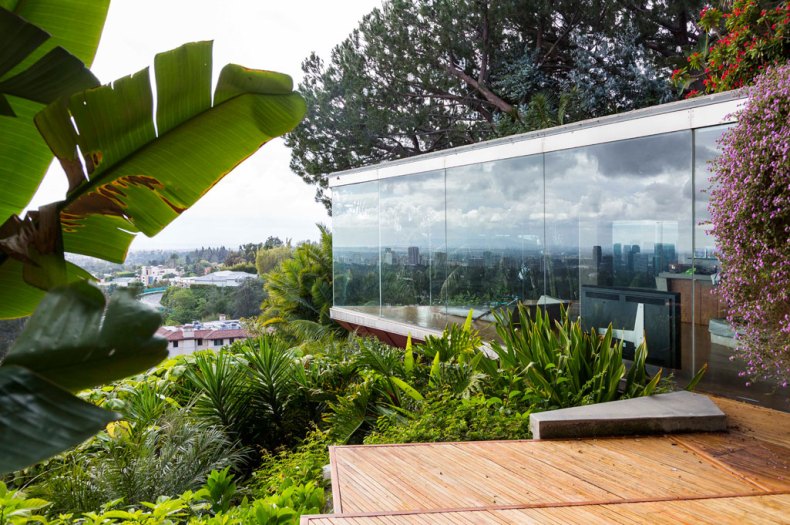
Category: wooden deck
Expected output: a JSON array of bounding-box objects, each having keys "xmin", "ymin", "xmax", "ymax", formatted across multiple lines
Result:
[
  {"xmin": 304, "ymin": 494, "xmax": 790, "ymax": 524},
  {"xmin": 303, "ymin": 396, "xmax": 790, "ymax": 524}
]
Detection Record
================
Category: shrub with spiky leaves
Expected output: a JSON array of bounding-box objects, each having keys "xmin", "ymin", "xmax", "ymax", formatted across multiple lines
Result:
[{"xmin": 709, "ymin": 63, "xmax": 790, "ymax": 386}]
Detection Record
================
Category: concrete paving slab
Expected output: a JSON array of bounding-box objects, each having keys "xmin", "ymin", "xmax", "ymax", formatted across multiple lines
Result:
[{"xmin": 530, "ymin": 391, "xmax": 727, "ymax": 439}]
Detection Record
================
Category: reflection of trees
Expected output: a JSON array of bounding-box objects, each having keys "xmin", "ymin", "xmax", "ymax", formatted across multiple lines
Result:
[
  {"xmin": 334, "ymin": 263, "xmax": 379, "ymax": 306},
  {"xmin": 382, "ymin": 265, "xmax": 420, "ymax": 305},
  {"xmin": 440, "ymin": 256, "xmax": 544, "ymax": 307}
]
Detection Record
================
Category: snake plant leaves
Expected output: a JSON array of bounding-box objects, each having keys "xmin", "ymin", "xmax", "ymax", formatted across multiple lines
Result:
[
  {"xmin": 0, "ymin": 365, "xmax": 119, "ymax": 474},
  {"xmin": 35, "ymin": 40, "xmax": 307, "ymax": 264},
  {"xmin": 4, "ymin": 280, "xmax": 168, "ymax": 392},
  {"xmin": 0, "ymin": 1, "xmax": 108, "ymax": 222}
]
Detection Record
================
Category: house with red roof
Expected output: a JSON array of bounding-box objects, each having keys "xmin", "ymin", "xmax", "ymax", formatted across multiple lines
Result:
[{"xmin": 156, "ymin": 319, "xmax": 251, "ymax": 356}]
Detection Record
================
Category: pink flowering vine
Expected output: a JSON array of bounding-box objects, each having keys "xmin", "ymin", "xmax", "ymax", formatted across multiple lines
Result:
[{"xmin": 709, "ymin": 63, "xmax": 790, "ymax": 386}]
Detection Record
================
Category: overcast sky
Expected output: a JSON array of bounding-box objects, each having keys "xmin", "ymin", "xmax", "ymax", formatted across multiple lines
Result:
[{"xmin": 29, "ymin": 0, "xmax": 382, "ymax": 251}]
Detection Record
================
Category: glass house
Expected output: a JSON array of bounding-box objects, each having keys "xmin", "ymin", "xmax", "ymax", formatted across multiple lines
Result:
[{"xmin": 328, "ymin": 91, "xmax": 786, "ymax": 410}]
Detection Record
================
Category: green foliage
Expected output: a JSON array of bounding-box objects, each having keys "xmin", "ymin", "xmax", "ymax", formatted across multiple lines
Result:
[
  {"xmin": 243, "ymin": 483, "xmax": 324, "ymax": 525},
  {"xmin": 0, "ymin": 477, "xmax": 323, "ymax": 525},
  {"xmin": 0, "ymin": 365, "xmax": 119, "ymax": 475},
  {"xmin": 252, "ymin": 431, "xmax": 330, "ymax": 496},
  {"xmin": 160, "ymin": 281, "xmax": 264, "ymax": 324},
  {"xmin": 32, "ymin": 410, "xmax": 246, "ymax": 514},
  {"xmin": 255, "ymin": 245, "xmax": 293, "ymax": 276},
  {"xmin": 0, "ymin": 1, "xmax": 108, "ymax": 222},
  {"xmin": 0, "ymin": 481, "xmax": 49, "ymax": 525},
  {"xmin": 4, "ymin": 282, "xmax": 167, "ymax": 392},
  {"xmin": 260, "ymin": 226, "xmax": 338, "ymax": 339},
  {"xmin": 672, "ymin": 1, "xmax": 789, "ymax": 97},
  {"xmin": 491, "ymin": 305, "xmax": 671, "ymax": 410},
  {"xmin": 366, "ymin": 393, "xmax": 531, "ymax": 444},
  {"xmin": 200, "ymin": 468, "xmax": 236, "ymax": 515},
  {"xmin": 184, "ymin": 350, "xmax": 252, "ymax": 437},
  {"xmin": 182, "ymin": 337, "xmax": 312, "ymax": 454}
]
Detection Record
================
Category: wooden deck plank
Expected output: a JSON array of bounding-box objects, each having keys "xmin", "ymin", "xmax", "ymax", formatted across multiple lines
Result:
[
  {"xmin": 711, "ymin": 396, "xmax": 790, "ymax": 447},
  {"xmin": 332, "ymin": 435, "xmax": 762, "ymax": 512},
  {"xmin": 322, "ymin": 395, "xmax": 790, "ymax": 522},
  {"xmin": 302, "ymin": 494, "xmax": 790, "ymax": 524},
  {"xmin": 674, "ymin": 432, "xmax": 790, "ymax": 491}
]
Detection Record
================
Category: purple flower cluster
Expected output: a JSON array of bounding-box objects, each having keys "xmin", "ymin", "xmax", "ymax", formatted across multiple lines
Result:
[{"xmin": 710, "ymin": 63, "xmax": 790, "ymax": 387}]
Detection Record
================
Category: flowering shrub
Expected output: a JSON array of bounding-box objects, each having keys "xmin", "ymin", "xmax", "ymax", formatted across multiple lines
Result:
[
  {"xmin": 709, "ymin": 63, "xmax": 789, "ymax": 386},
  {"xmin": 672, "ymin": 1, "xmax": 790, "ymax": 97}
]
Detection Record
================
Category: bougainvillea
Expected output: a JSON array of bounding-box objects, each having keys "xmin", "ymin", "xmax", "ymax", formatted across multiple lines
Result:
[
  {"xmin": 673, "ymin": 1, "xmax": 790, "ymax": 97},
  {"xmin": 709, "ymin": 63, "xmax": 789, "ymax": 386}
]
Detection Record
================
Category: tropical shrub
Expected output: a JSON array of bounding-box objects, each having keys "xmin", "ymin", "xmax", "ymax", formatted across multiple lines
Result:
[
  {"xmin": 0, "ymin": 481, "xmax": 48, "ymax": 525},
  {"xmin": 183, "ymin": 337, "xmax": 313, "ymax": 455},
  {"xmin": 31, "ymin": 410, "xmax": 246, "ymax": 514},
  {"xmin": 1, "ymin": 477, "xmax": 324, "ymax": 525},
  {"xmin": 252, "ymin": 431, "xmax": 331, "ymax": 496},
  {"xmin": 260, "ymin": 225, "xmax": 338, "ymax": 340},
  {"xmin": 673, "ymin": 1, "xmax": 790, "ymax": 96},
  {"xmin": 491, "ymin": 305, "xmax": 671, "ymax": 410},
  {"xmin": 365, "ymin": 393, "xmax": 531, "ymax": 444},
  {"xmin": 709, "ymin": 64, "xmax": 790, "ymax": 386}
]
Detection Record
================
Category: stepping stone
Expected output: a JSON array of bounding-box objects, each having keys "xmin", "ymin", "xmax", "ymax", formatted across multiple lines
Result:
[{"xmin": 530, "ymin": 391, "xmax": 727, "ymax": 439}]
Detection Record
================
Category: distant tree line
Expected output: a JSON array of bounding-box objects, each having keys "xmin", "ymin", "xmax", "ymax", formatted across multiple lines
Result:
[{"xmin": 160, "ymin": 279, "xmax": 265, "ymax": 325}]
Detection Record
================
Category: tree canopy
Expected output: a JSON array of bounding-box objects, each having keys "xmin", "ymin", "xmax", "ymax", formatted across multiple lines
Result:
[{"xmin": 287, "ymin": 0, "xmax": 706, "ymax": 210}]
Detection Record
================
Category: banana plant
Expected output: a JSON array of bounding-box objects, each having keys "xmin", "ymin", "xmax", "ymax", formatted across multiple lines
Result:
[{"xmin": 0, "ymin": 2, "xmax": 306, "ymax": 473}]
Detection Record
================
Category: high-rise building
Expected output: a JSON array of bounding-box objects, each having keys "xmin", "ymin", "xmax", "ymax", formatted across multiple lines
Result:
[{"xmin": 407, "ymin": 246, "xmax": 420, "ymax": 265}]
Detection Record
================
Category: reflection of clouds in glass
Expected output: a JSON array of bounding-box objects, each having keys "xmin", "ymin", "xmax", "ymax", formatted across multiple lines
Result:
[
  {"xmin": 545, "ymin": 140, "xmax": 693, "ymax": 224},
  {"xmin": 592, "ymin": 132, "xmax": 690, "ymax": 177},
  {"xmin": 446, "ymin": 157, "xmax": 544, "ymax": 250},
  {"xmin": 693, "ymin": 126, "xmax": 727, "ymax": 252},
  {"xmin": 333, "ymin": 182, "xmax": 379, "ymax": 248},
  {"xmin": 543, "ymin": 131, "xmax": 694, "ymax": 254},
  {"xmin": 381, "ymin": 171, "xmax": 445, "ymax": 249}
]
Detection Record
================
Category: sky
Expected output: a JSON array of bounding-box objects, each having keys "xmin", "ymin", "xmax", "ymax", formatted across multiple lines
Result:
[{"xmin": 28, "ymin": 0, "xmax": 383, "ymax": 251}]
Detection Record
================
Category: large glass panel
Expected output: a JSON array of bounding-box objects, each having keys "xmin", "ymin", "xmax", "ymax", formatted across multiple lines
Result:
[
  {"xmin": 379, "ymin": 171, "xmax": 446, "ymax": 330},
  {"xmin": 692, "ymin": 126, "xmax": 786, "ymax": 410},
  {"xmin": 332, "ymin": 181, "xmax": 380, "ymax": 315},
  {"xmin": 446, "ymin": 156, "xmax": 545, "ymax": 337},
  {"xmin": 545, "ymin": 132, "xmax": 693, "ymax": 369}
]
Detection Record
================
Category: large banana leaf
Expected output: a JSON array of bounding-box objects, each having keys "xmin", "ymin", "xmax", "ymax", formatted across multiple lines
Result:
[
  {"xmin": 0, "ymin": 1, "xmax": 108, "ymax": 221},
  {"xmin": 0, "ymin": 365, "xmax": 119, "ymax": 474},
  {"xmin": 3, "ymin": 280, "xmax": 168, "ymax": 392},
  {"xmin": 0, "ymin": 40, "xmax": 306, "ymax": 319},
  {"xmin": 37, "ymin": 40, "xmax": 306, "ymax": 265}
]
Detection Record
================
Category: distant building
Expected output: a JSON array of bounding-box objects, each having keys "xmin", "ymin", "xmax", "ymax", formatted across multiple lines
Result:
[
  {"xmin": 177, "ymin": 270, "xmax": 257, "ymax": 288},
  {"xmin": 157, "ymin": 319, "xmax": 251, "ymax": 356},
  {"xmin": 140, "ymin": 265, "xmax": 180, "ymax": 285},
  {"xmin": 99, "ymin": 276, "xmax": 140, "ymax": 288},
  {"xmin": 407, "ymin": 246, "xmax": 420, "ymax": 265}
]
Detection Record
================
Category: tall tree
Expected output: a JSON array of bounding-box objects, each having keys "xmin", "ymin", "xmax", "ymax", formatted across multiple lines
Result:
[{"xmin": 287, "ymin": 0, "xmax": 704, "ymax": 210}]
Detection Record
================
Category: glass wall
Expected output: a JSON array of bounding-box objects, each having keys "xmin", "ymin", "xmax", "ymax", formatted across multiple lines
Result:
[
  {"xmin": 332, "ymin": 181, "xmax": 379, "ymax": 315},
  {"xmin": 379, "ymin": 171, "xmax": 446, "ymax": 330},
  {"xmin": 446, "ymin": 156, "xmax": 544, "ymax": 336},
  {"xmin": 331, "ymin": 123, "xmax": 787, "ymax": 410},
  {"xmin": 545, "ymin": 132, "xmax": 693, "ymax": 368}
]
